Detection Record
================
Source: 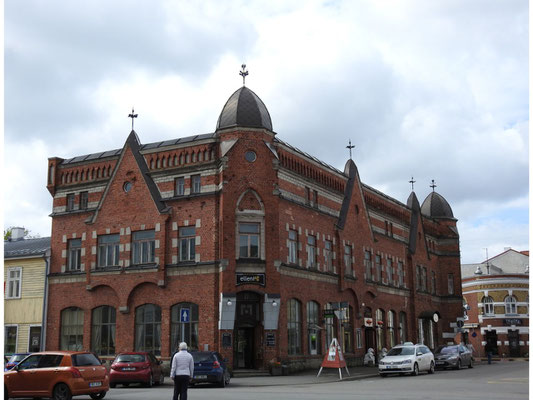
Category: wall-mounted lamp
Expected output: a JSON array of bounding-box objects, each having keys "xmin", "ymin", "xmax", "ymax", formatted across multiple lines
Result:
[
  {"xmin": 272, "ymin": 300, "xmax": 278, "ymax": 307},
  {"xmin": 227, "ymin": 299, "xmax": 232, "ymax": 306}
]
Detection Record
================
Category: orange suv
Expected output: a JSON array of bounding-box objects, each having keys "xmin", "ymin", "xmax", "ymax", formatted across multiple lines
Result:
[{"xmin": 4, "ymin": 351, "xmax": 109, "ymax": 400}]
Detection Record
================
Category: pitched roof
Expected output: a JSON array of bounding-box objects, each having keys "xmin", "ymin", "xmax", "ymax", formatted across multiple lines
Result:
[{"xmin": 4, "ymin": 237, "xmax": 51, "ymax": 258}]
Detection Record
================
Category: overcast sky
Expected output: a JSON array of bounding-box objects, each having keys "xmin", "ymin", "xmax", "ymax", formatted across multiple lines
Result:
[{"xmin": 4, "ymin": 0, "xmax": 528, "ymax": 263}]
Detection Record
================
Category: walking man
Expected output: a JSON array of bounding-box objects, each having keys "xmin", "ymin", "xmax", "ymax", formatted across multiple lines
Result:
[{"xmin": 171, "ymin": 342, "xmax": 194, "ymax": 400}]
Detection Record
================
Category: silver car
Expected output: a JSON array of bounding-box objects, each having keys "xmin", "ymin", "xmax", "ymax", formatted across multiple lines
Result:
[
  {"xmin": 434, "ymin": 344, "xmax": 473, "ymax": 369},
  {"xmin": 379, "ymin": 343, "xmax": 435, "ymax": 377}
]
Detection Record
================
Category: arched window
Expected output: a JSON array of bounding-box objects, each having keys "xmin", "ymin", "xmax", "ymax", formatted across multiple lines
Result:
[
  {"xmin": 170, "ymin": 303, "xmax": 199, "ymax": 352},
  {"xmin": 505, "ymin": 296, "xmax": 517, "ymax": 315},
  {"xmin": 387, "ymin": 310, "xmax": 396, "ymax": 348},
  {"xmin": 61, "ymin": 307, "xmax": 84, "ymax": 351},
  {"xmin": 135, "ymin": 304, "xmax": 161, "ymax": 355},
  {"xmin": 376, "ymin": 309, "xmax": 385, "ymax": 351},
  {"xmin": 483, "ymin": 296, "xmax": 494, "ymax": 316},
  {"xmin": 399, "ymin": 312, "xmax": 407, "ymax": 344},
  {"xmin": 287, "ymin": 299, "xmax": 302, "ymax": 355},
  {"xmin": 307, "ymin": 301, "xmax": 321, "ymax": 355},
  {"xmin": 91, "ymin": 306, "xmax": 116, "ymax": 356}
]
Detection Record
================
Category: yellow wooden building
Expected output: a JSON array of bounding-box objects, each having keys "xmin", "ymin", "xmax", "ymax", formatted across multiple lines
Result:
[{"xmin": 4, "ymin": 229, "xmax": 50, "ymax": 355}]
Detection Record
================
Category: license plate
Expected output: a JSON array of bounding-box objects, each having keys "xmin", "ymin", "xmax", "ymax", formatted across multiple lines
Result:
[
  {"xmin": 123, "ymin": 367, "xmax": 136, "ymax": 371},
  {"xmin": 89, "ymin": 382, "xmax": 102, "ymax": 387},
  {"xmin": 436, "ymin": 362, "xmax": 444, "ymax": 365},
  {"xmin": 195, "ymin": 375, "xmax": 207, "ymax": 379},
  {"xmin": 386, "ymin": 366, "xmax": 391, "ymax": 369}
]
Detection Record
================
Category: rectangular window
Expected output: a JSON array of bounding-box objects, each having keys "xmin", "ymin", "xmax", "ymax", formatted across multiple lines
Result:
[
  {"xmin": 191, "ymin": 175, "xmax": 201, "ymax": 194},
  {"xmin": 239, "ymin": 223, "xmax": 260, "ymax": 258},
  {"xmin": 175, "ymin": 177, "xmax": 185, "ymax": 196},
  {"xmin": 364, "ymin": 251, "xmax": 371, "ymax": 280},
  {"xmin": 375, "ymin": 255, "xmax": 382, "ymax": 283},
  {"xmin": 97, "ymin": 234, "xmax": 120, "ymax": 268},
  {"xmin": 344, "ymin": 245, "xmax": 353, "ymax": 276},
  {"xmin": 305, "ymin": 187, "xmax": 311, "ymax": 205},
  {"xmin": 306, "ymin": 235, "xmax": 316, "ymax": 268},
  {"xmin": 313, "ymin": 190, "xmax": 318, "ymax": 208},
  {"xmin": 6, "ymin": 267, "xmax": 22, "ymax": 299},
  {"xmin": 132, "ymin": 230, "xmax": 155, "ymax": 265},
  {"xmin": 28, "ymin": 326, "xmax": 42, "ymax": 353},
  {"xmin": 66, "ymin": 193, "xmax": 75, "ymax": 211},
  {"xmin": 179, "ymin": 227, "xmax": 196, "ymax": 261},
  {"xmin": 67, "ymin": 239, "xmax": 82, "ymax": 271},
  {"xmin": 324, "ymin": 240, "xmax": 333, "ymax": 272},
  {"xmin": 79, "ymin": 192, "xmax": 89, "ymax": 210},
  {"xmin": 386, "ymin": 258, "xmax": 392, "ymax": 284},
  {"xmin": 356, "ymin": 328, "xmax": 362, "ymax": 349},
  {"xmin": 447, "ymin": 273, "xmax": 454, "ymax": 295},
  {"xmin": 398, "ymin": 261, "xmax": 404, "ymax": 287},
  {"xmin": 5, "ymin": 326, "xmax": 17, "ymax": 354},
  {"xmin": 422, "ymin": 267, "xmax": 428, "ymax": 291},
  {"xmin": 431, "ymin": 271, "xmax": 437, "ymax": 294},
  {"xmin": 288, "ymin": 230, "xmax": 298, "ymax": 264}
]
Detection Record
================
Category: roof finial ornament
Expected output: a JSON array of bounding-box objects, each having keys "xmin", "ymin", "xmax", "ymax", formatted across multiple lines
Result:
[
  {"xmin": 430, "ymin": 179, "xmax": 437, "ymax": 192},
  {"xmin": 346, "ymin": 139, "xmax": 355, "ymax": 160},
  {"xmin": 409, "ymin": 177, "xmax": 416, "ymax": 191},
  {"xmin": 128, "ymin": 107, "xmax": 138, "ymax": 131},
  {"xmin": 239, "ymin": 64, "xmax": 249, "ymax": 86}
]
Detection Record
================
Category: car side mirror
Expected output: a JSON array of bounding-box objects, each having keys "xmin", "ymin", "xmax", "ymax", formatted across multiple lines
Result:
[{"xmin": 416, "ymin": 352, "xmax": 423, "ymax": 356}]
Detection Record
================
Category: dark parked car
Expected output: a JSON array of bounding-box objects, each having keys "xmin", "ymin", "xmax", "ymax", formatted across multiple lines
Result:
[
  {"xmin": 190, "ymin": 351, "xmax": 231, "ymax": 387},
  {"xmin": 434, "ymin": 344, "xmax": 473, "ymax": 369},
  {"xmin": 4, "ymin": 353, "xmax": 30, "ymax": 371},
  {"xmin": 109, "ymin": 352, "xmax": 164, "ymax": 388}
]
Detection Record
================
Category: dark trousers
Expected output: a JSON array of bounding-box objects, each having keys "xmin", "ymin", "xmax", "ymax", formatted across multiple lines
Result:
[{"xmin": 173, "ymin": 375, "xmax": 190, "ymax": 400}]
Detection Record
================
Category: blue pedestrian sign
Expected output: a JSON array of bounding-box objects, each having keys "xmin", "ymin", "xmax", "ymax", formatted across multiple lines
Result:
[{"xmin": 180, "ymin": 308, "xmax": 190, "ymax": 323}]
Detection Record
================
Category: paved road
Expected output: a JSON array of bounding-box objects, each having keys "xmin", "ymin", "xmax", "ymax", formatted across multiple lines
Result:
[{"xmin": 9, "ymin": 361, "xmax": 529, "ymax": 400}]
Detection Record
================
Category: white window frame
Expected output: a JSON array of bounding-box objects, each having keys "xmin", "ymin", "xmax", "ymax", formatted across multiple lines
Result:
[
  {"xmin": 355, "ymin": 328, "xmax": 363, "ymax": 349},
  {"xmin": 179, "ymin": 227, "xmax": 196, "ymax": 262},
  {"xmin": 306, "ymin": 235, "xmax": 316, "ymax": 268},
  {"xmin": 288, "ymin": 230, "xmax": 298, "ymax": 264},
  {"xmin": 6, "ymin": 267, "xmax": 22, "ymax": 299},
  {"xmin": 344, "ymin": 244, "xmax": 353, "ymax": 276},
  {"xmin": 324, "ymin": 240, "xmax": 333, "ymax": 272},
  {"xmin": 483, "ymin": 297, "xmax": 494, "ymax": 316},
  {"xmin": 505, "ymin": 296, "xmax": 518, "ymax": 315}
]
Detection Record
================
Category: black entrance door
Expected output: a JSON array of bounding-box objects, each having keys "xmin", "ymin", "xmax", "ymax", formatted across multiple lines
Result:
[
  {"xmin": 485, "ymin": 330, "xmax": 498, "ymax": 355},
  {"xmin": 235, "ymin": 328, "xmax": 254, "ymax": 368},
  {"xmin": 234, "ymin": 291, "xmax": 261, "ymax": 369},
  {"xmin": 508, "ymin": 330, "xmax": 520, "ymax": 357},
  {"xmin": 365, "ymin": 328, "xmax": 375, "ymax": 352}
]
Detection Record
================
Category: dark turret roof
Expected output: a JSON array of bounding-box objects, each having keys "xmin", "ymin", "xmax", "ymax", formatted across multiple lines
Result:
[
  {"xmin": 216, "ymin": 87, "xmax": 272, "ymax": 131},
  {"xmin": 421, "ymin": 191, "xmax": 454, "ymax": 219}
]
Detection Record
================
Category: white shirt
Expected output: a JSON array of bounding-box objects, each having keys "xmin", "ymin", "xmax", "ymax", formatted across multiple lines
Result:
[{"xmin": 170, "ymin": 350, "xmax": 194, "ymax": 377}]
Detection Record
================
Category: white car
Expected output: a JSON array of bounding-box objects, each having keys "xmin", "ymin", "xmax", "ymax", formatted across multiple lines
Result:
[{"xmin": 378, "ymin": 342, "xmax": 435, "ymax": 377}]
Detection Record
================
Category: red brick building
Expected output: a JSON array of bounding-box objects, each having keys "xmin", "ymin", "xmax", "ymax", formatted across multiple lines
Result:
[{"xmin": 45, "ymin": 83, "xmax": 462, "ymax": 371}]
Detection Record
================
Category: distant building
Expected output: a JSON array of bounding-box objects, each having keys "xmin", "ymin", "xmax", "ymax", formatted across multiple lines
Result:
[
  {"xmin": 4, "ymin": 228, "xmax": 50, "ymax": 354},
  {"xmin": 462, "ymin": 249, "xmax": 529, "ymax": 358},
  {"xmin": 44, "ymin": 82, "xmax": 462, "ymax": 371}
]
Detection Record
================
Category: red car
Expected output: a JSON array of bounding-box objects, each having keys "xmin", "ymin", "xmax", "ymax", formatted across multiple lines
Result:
[
  {"xmin": 109, "ymin": 352, "xmax": 164, "ymax": 388},
  {"xmin": 4, "ymin": 351, "xmax": 109, "ymax": 400}
]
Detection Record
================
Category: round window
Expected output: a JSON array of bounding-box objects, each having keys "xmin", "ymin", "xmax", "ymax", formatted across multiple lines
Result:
[
  {"xmin": 245, "ymin": 151, "xmax": 257, "ymax": 163},
  {"xmin": 123, "ymin": 181, "xmax": 133, "ymax": 192}
]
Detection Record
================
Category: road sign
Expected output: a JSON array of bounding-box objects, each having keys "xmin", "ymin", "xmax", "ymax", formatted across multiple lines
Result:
[
  {"xmin": 180, "ymin": 308, "xmax": 190, "ymax": 323},
  {"xmin": 456, "ymin": 320, "xmax": 464, "ymax": 328}
]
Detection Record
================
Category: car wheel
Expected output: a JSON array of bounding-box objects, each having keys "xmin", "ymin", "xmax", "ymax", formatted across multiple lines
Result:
[
  {"xmin": 110, "ymin": 383, "xmax": 116, "ymax": 389},
  {"xmin": 53, "ymin": 383, "xmax": 72, "ymax": 400},
  {"xmin": 89, "ymin": 392, "xmax": 106, "ymax": 400},
  {"xmin": 380, "ymin": 373, "xmax": 387, "ymax": 378},
  {"xmin": 159, "ymin": 372, "xmax": 165, "ymax": 385},
  {"xmin": 468, "ymin": 358, "xmax": 473, "ymax": 369},
  {"xmin": 428, "ymin": 361, "xmax": 435, "ymax": 374},
  {"xmin": 218, "ymin": 372, "xmax": 227, "ymax": 388},
  {"xmin": 122, "ymin": 383, "xmax": 129, "ymax": 388},
  {"xmin": 411, "ymin": 363, "xmax": 419, "ymax": 376},
  {"xmin": 455, "ymin": 360, "xmax": 461, "ymax": 370},
  {"xmin": 146, "ymin": 373, "xmax": 154, "ymax": 388}
]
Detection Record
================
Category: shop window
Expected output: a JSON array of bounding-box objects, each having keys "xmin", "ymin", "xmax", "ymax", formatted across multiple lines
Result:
[
  {"xmin": 307, "ymin": 235, "xmax": 316, "ymax": 268},
  {"xmin": 399, "ymin": 312, "xmax": 407, "ymax": 344},
  {"xmin": 60, "ymin": 307, "xmax": 84, "ymax": 351},
  {"xmin": 67, "ymin": 239, "xmax": 82, "ymax": 271},
  {"xmin": 307, "ymin": 301, "xmax": 321, "ymax": 355},
  {"xmin": 376, "ymin": 309, "xmax": 385, "ymax": 351},
  {"xmin": 175, "ymin": 177, "xmax": 185, "ymax": 196},
  {"xmin": 387, "ymin": 310, "xmax": 396, "ymax": 348},
  {"xmin": 179, "ymin": 227, "xmax": 196, "ymax": 262},
  {"xmin": 324, "ymin": 303, "xmax": 334, "ymax": 351},
  {"xmin": 91, "ymin": 306, "xmax": 116, "ymax": 356},
  {"xmin": 135, "ymin": 304, "xmax": 161, "ymax": 356},
  {"xmin": 288, "ymin": 229, "xmax": 298, "ymax": 264},
  {"xmin": 5, "ymin": 326, "xmax": 17, "ymax": 354},
  {"xmin": 6, "ymin": 267, "xmax": 22, "ymax": 299},
  {"xmin": 287, "ymin": 299, "xmax": 302, "ymax": 355},
  {"xmin": 342, "ymin": 305, "xmax": 354, "ymax": 353},
  {"xmin": 356, "ymin": 328, "xmax": 363, "ymax": 349},
  {"xmin": 171, "ymin": 303, "xmax": 199, "ymax": 351},
  {"xmin": 482, "ymin": 296, "xmax": 494, "ymax": 316},
  {"xmin": 238, "ymin": 223, "xmax": 260, "ymax": 258},
  {"xmin": 505, "ymin": 296, "xmax": 517, "ymax": 315},
  {"xmin": 132, "ymin": 230, "xmax": 155, "ymax": 265},
  {"xmin": 97, "ymin": 234, "xmax": 120, "ymax": 268}
]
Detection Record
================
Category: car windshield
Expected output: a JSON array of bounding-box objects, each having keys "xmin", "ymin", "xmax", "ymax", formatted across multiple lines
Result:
[
  {"xmin": 387, "ymin": 347, "xmax": 415, "ymax": 356},
  {"xmin": 115, "ymin": 354, "xmax": 145, "ymax": 363},
  {"xmin": 436, "ymin": 346, "xmax": 458, "ymax": 354},
  {"xmin": 9, "ymin": 354, "xmax": 28, "ymax": 363},
  {"xmin": 72, "ymin": 353, "xmax": 101, "ymax": 366},
  {"xmin": 192, "ymin": 352, "xmax": 216, "ymax": 362}
]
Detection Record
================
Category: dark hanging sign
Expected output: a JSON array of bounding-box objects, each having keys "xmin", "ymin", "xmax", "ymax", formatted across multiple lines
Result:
[
  {"xmin": 266, "ymin": 332, "xmax": 276, "ymax": 347},
  {"xmin": 503, "ymin": 318, "xmax": 523, "ymax": 326},
  {"xmin": 236, "ymin": 273, "xmax": 266, "ymax": 286},
  {"xmin": 222, "ymin": 333, "xmax": 232, "ymax": 348}
]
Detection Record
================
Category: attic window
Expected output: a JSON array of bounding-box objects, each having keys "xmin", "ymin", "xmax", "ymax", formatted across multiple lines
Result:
[
  {"xmin": 123, "ymin": 182, "xmax": 133, "ymax": 193},
  {"xmin": 245, "ymin": 151, "xmax": 257, "ymax": 163}
]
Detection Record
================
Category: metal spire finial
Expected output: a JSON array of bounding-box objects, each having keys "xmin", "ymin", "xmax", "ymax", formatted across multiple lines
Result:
[
  {"xmin": 239, "ymin": 64, "xmax": 249, "ymax": 86},
  {"xmin": 346, "ymin": 139, "xmax": 355, "ymax": 160},
  {"xmin": 128, "ymin": 107, "xmax": 138, "ymax": 130},
  {"xmin": 430, "ymin": 179, "xmax": 437, "ymax": 192},
  {"xmin": 409, "ymin": 177, "xmax": 416, "ymax": 191}
]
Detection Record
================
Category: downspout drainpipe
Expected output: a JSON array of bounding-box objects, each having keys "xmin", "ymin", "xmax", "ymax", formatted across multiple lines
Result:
[{"xmin": 41, "ymin": 249, "xmax": 51, "ymax": 351}]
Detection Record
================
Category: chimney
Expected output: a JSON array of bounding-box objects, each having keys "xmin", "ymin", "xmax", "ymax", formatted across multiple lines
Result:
[{"xmin": 11, "ymin": 227, "xmax": 25, "ymax": 241}]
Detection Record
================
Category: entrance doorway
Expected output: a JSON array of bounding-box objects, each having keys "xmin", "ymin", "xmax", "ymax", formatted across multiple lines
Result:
[
  {"xmin": 485, "ymin": 330, "xmax": 498, "ymax": 356},
  {"xmin": 365, "ymin": 328, "xmax": 375, "ymax": 353},
  {"xmin": 508, "ymin": 330, "xmax": 520, "ymax": 357},
  {"xmin": 233, "ymin": 291, "xmax": 261, "ymax": 369}
]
